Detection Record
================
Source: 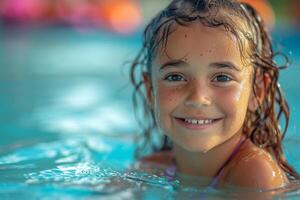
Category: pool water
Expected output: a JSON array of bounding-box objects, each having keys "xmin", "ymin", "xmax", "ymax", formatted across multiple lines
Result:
[{"xmin": 0, "ymin": 26, "xmax": 300, "ymax": 199}]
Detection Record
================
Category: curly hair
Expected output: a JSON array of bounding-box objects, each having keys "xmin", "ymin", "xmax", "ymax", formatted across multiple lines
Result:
[{"xmin": 129, "ymin": 0, "xmax": 300, "ymax": 180}]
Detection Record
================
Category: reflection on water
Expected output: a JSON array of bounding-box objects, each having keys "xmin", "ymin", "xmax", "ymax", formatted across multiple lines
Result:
[
  {"xmin": 0, "ymin": 77, "xmax": 137, "ymax": 146},
  {"xmin": 30, "ymin": 78, "xmax": 136, "ymax": 135},
  {"xmin": 1, "ymin": 135, "xmax": 300, "ymax": 199}
]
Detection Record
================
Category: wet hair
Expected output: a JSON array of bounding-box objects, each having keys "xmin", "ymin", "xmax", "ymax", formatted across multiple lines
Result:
[{"xmin": 129, "ymin": 0, "xmax": 300, "ymax": 180}]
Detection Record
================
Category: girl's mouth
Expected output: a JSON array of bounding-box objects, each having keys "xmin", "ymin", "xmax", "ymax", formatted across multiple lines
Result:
[{"xmin": 174, "ymin": 117, "xmax": 223, "ymax": 130}]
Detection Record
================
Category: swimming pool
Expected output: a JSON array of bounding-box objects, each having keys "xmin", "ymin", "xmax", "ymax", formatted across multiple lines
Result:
[{"xmin": 0, "ymin": 25, "xmax": 300, "ymax": 199}]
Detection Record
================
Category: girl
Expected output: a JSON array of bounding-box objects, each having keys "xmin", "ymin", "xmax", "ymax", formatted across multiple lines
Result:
[{"xmin": 129, "ymin": 0, "xmax": 299, "ymax": 189}]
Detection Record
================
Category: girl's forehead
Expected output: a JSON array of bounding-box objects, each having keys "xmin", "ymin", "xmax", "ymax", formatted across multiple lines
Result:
[{"xmin": 154, "ymin": 23, "xmax": 246, "ymax": 70}]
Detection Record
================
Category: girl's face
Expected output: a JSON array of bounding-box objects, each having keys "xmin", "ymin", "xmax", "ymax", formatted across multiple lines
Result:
[{"xmin": 145, "ymin": 23, "xmax": 254, "ymax": 152}]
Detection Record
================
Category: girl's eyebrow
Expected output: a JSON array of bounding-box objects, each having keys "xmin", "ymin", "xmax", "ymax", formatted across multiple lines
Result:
[
  {"xmin": 209, "ymin": 61, "xmax": 241, "ymax": 71},
  {"xmin": 159, "ymin": 59, "xmax": 188, "ymax": 71},
  {"xmin": 159, "ymin": 60, "xmax": 241, "ymax": 71}
]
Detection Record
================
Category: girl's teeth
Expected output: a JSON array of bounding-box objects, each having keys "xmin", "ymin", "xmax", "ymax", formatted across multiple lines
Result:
[{"xmin": 184, "ymin": 118, "xmax": 213, "ymax": 125}]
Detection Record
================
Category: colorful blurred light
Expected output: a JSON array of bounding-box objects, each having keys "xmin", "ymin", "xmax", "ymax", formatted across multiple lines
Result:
[
  {"xmin": 1, "ymin": 0, "xmax": 46, "ymax": 21},
  {"xmin": 0, "ymin": 0, "xmax": 142, "ymax": 34},
  {"xmin": 107, "ymin": 1, "xmax": 142, "ymax": 34}
]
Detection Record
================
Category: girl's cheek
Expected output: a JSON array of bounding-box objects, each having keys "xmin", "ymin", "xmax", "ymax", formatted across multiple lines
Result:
[
  {"xmin": 216, "ymin": 88, "xmax": 237, "ymax": 107},
  {"xmin": 156, "ymin": 85, "xmax": 181, "ymax": 107},
  {"xmin": 216, "ymin": 83, "xmax": 250, "ymax": 110}
]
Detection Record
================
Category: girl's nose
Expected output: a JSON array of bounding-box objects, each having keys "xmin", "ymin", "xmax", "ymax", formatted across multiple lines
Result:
[{"xmin": 184, "ymin": 84, "xmax": 211, "ymax": 108}]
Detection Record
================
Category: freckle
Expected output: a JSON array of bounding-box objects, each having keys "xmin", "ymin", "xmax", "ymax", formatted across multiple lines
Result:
[
  {"xmin": 184, "ymin": 34, "xmax": 188, "ymax": 38},
  {"xmin": 199, "ymin": 53, "xmax": 203, "ymax": 57}
]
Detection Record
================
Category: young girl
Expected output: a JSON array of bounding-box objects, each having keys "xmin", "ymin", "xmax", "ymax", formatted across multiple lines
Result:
[{"xmin": 129, "ymin": 0, "xmax": 299, "ymax": 189}]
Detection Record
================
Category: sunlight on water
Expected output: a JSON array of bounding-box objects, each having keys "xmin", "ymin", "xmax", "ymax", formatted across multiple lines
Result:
[{"xmin": 1, "ymin": 133, "xmax": 300, "ymax": 199}]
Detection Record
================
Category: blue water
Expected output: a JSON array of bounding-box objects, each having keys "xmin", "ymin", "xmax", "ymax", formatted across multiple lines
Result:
[{"xmin": 0, "ymin": 25, "xmax": 300, "ymax": 199}]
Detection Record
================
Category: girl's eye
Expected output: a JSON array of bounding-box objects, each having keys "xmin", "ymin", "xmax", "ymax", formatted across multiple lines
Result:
[
  {"xmin": 212, "ymin": 74, "xmax": 232, "ymax": 82},
  {"xmin": 164, "ymin": 74, "xmax": 185, "ymax": 82}
]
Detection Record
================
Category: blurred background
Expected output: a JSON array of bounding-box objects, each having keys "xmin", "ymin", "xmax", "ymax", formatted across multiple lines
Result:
[
  {"xmin": 0, "ymin": 2, "xmax": 300, "ymax": 198},
  {"xmin": 0, "ymin": 0, "xmax": 299, "ymax": 157}
]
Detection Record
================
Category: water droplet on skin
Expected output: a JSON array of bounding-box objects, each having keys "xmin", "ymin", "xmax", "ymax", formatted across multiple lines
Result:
[{"xmin": 234, "ymin": 82, "xmax": 245, "ymax": 101}]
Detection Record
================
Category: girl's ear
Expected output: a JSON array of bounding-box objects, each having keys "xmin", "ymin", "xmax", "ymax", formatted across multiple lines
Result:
[
  {"xmin": 143, "ymin": 72, "xmax": 154, "ymax": 108},
  {"xmin": 248, "ymin": 72, "xmax": 271, "ymax": 112}
]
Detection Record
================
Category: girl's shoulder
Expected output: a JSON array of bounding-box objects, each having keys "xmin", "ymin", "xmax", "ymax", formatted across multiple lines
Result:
[{"xmin": 224, "ymin": 139, "xmax": 289, "ymax": 189}]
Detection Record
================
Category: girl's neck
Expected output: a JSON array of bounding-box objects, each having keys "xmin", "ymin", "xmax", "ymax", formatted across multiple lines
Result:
[{"xmin": 172, "ymin": 131, "xmax": 245, "ymax": 178}]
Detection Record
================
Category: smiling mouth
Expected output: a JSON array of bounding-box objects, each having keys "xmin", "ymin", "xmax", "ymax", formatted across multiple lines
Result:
[{"xmin": 174, "ymin": 117, "xmax": 223, "ymax": 130}]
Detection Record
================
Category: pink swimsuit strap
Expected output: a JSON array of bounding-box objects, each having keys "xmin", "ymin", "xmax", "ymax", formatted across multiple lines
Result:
[{"xmin": 165, "ymin": 137, "xmax": 247, "ymax": 188}]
